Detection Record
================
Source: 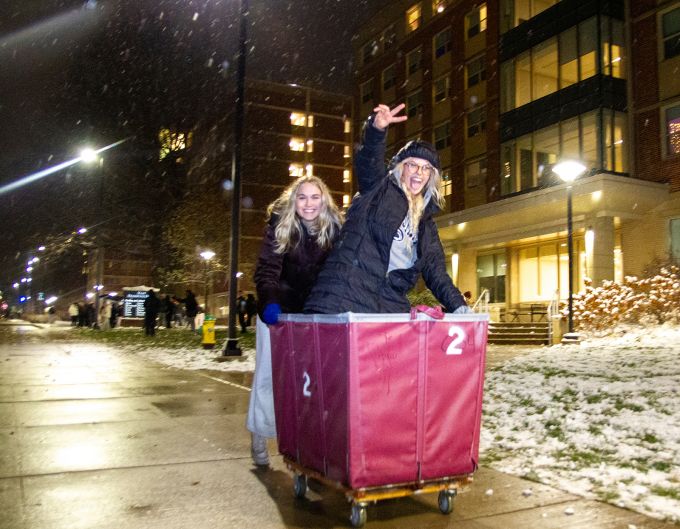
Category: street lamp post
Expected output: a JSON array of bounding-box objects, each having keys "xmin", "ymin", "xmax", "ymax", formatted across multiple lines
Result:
[
  {"xmin": 223, "ymin": 0, "xmax": 249, "ymax": 357},
  {"xmin": 200, "ymin": 250, "xmax": 215, "ymax": 314},
  {"xmin": 553, "ymin": 160, "xmax": 587, "ymax": 343}
]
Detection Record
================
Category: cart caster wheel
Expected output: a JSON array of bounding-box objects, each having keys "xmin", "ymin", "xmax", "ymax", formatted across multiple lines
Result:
[
  {"xmin": 293, "ymin": 473, "xmax": 307, "ymax": 499},
  {"xmin": 350, "ymin": 503, "xmax": 367, "ymax": 528},
  {"xmin": 438, "ymin": 489, "xmax": 456, "ymax": 514}
]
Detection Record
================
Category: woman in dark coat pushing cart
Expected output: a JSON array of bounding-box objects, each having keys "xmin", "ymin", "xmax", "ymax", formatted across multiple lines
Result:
[
  {"xmin": 247, "ymin": 175, "xmax": 343, "ymax": 466},
  {"xmin": 305, "ymin": 103, "xmax": 470, "ymax": 315}
]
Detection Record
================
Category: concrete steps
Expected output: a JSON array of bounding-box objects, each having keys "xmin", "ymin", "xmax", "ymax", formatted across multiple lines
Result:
[{"xmin": 488, "ymin": 321, "xmax": 550, "ymax": 345}]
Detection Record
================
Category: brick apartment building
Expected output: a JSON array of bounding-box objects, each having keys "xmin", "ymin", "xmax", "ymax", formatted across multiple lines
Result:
[{"xmin": 354, "ymin": 0, "xmax": 680, "ymax": 316}]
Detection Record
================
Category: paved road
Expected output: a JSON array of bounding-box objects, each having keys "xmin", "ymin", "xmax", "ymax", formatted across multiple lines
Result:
[{"xmin": 0, "ymin": 321, "xmax": 674, "ymax": 528}]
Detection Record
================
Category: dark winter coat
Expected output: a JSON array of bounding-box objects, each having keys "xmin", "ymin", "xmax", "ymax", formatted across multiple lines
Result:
[
  {"xmin": 304, "ymin": 116, "xmax": 466, "ymax": 314},
  {"xmin": 182, "ymin": 291, "xmax": 198, "ymax": 317},
  {"xmin": 254, "ymin": 215, "xmax": 335, "ymax": 317}
]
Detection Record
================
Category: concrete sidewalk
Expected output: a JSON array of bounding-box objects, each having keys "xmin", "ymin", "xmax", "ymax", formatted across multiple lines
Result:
[{"xmin": 0, "ymin": 323, "xmax": 674, "ymax": 529}]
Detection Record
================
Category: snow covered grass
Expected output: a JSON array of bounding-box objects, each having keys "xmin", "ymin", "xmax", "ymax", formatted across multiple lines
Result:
[{"xmin": 480, "ymin": 325, "xmax": 680, "ymax": 522}]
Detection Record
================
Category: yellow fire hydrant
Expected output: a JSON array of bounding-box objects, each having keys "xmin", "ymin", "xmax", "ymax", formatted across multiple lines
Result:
[{"xmin": 201, "ymin": 315, "xmax": 216, "ymax": 349}]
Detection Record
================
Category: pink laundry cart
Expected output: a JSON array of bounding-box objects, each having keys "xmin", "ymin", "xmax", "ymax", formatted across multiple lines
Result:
[{"xmin": 269, "ymin": 309, "xmax": 488, "ymax": 527}]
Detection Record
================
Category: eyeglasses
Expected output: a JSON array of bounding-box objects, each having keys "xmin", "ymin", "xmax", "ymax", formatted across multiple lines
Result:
[{"xmin": 402, "ymin": 160, "xmax": 435, "ymax": 177}]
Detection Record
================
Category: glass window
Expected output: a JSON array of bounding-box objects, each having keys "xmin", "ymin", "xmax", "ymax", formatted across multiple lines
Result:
[
  {"xmin": 343, "ymin": 145, "xmax": 351, "ymax": 159},
  {"xmin": 533, "ymin": 125, "xmax": 558, "ymax": 184},
  {"xmin": 344, "ymin": 119, "xmax": 351, "ymax": 133},
  {"xmin": 406, "ymin": 47, "xmax": 422, "ymax": 76},
  {"xmin": 580, "ymin": 112, "xmax": 599, "ymax": 169},
  {"xmin": 382, "ymin": 64, "xmax": 396, "ymax": 91},
  {"xmin": 559, "ymin": 27, "xmax": 578, "ymax": 88},
  {"xmin": 362, "ymin": 40, "xmax": 378, "ymax": 65},
  {"xmin": 466, "ymin": 106, "xmax": 486, "ymax": 137},
  {"xmin": 602, "ymin": 18, "xmax": 625, "ymax": 79},
  {"xmin": 501, "ymin": 143, "xmax": 515, "ymax": 194},
  {"xmin": 671, "ymin": 218, "xmax": 680, "ymax": 263},
  {"xmin": 343, "ymin": 169, "xmax": 351, "ymax": 182},
  {"xmin": 434, "ymin": 122, "xmax": 451, "ymax": 150},
  {"xmin": 360, "ymin": 79, "xmax": 374, "ymax": 104},
  {"xmin": 665, "ymin": 104, "xmax": 680, "ymax": 155},
  {"xmin": 433, "ymin": 75, "xmax": 450, "ymax": 103},
  {"xmin": 434, "ymin": 28, "xmax": 452, "ymax": 58},
  {"xmin": 477, "ymin": 252, "xmax": 506, "ymax": 303},
  {"xmin": 466, "ymin": 55, "xmax": 487, "ymax": 88},
  {"xmin": 407, "ymin": 3, "xmax": 422, "ymax": 33},
  {"xmin": 519, "ymin": 247, "xmax": 540, "ymax": 300},
  {"xmin": 465, "ymin": 158, "xmax": 487, "ymax": 187},
  {"xmin": 662, "ymin": 6, "xmax": 680, "ymax": 60},
  {"xmin": 532, "ymin": 37, "xmax": 558, "ymax": 100},
  {"xmin": 289, "ymin": 163, "xmax": 304, "ymax": 177},
  {"xmin": 441, "ymin": 168, "xmax": 453, "ymax": 196},
  {"xmin": 518, "ymin": 134, "xmax": 533, "ymax": 189},
  {"xmin": 466, "ymin": 3, "xmax": 487, "ymax": 39},
  {"xmin": 501, "ymin": 0, "xmax": 560, "ymax": 32},
  {"xmin": 382, "ymin": 24, "xmax": 397, "ymax": 50},
  {"xmin": 579, "ymin": 17, "xmax": 598, "ymax": 80},
  {"xmin": 560, "ymin": 117, "xmax": 580, "ymax": 160},
  {"xmin": 433, "ymin": 0, "xmax": 451, "ymax": 14},
  {"xmin": 407, "ymin": 90, "xmax": 423, "ymax": 118},
  {"xmin": 289, "ymin": 138, "xmax": 305, "ymax": 152},
  {"xmin": 500, "ymin": 60, "xmax": 515, "ymax": 113},
  {"xmin": 515, "ymin": 51, "xmax": 532, "ymax": 108},
  {"xmin": 290, "ymin": 112, "xmax": 306, "ymax": 127}
]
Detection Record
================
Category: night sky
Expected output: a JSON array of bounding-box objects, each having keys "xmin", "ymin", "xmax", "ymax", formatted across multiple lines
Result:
[{"xmin": 0, "ymin": 0, "xmax": 390, "ymax": 291}]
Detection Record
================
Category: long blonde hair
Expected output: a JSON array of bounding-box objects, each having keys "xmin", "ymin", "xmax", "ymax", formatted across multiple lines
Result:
[
  {"xmin": 392, "ymin": 161, "xmax": 444, "ymax": 229},
  {"xmin": 267, "ymin": 175, "xmax": 343, "ymax": 254}
]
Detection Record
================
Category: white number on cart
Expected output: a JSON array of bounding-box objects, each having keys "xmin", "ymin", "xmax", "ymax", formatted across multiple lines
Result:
[
  {"xmin": 446, "ymin": 326, "xmax": 466, "ymax": 355},
  {"xmin": 302, "ymin": 371, "xmax": 312, "ymax": 397}
]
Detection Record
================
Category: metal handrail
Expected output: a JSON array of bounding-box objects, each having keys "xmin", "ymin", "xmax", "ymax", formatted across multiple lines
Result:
[
  {"xmin": 546, "ymin": 290, "xmax": 560, "ymax": 343},
  {"xmin": 471, "ymin": 289, "xmax": 490, "ymax": 313}
]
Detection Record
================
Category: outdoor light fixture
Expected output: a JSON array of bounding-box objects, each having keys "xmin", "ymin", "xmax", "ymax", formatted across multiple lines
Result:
[
  {"xmin": 78, "ymin": 227, "xmax": 87, "ymax": 234},
  {"xmin": 200, "ymin": 250, "xmax": 216, "ymax": 314},
  {"xmin": 80, "ymin": 148, "xmax": 98, "ymax": 164},
  {"xmin": 553, "ymin": 160, "xmax": 587, "ymax": 343},
  {"xmin": 45, "ymin": 296, "xmax": 58, "ymax": 305}
]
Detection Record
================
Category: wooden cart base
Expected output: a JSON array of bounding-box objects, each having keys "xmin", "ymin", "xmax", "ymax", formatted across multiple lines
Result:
[{"xmin": 284, "ymin": 456, "xmax": 474, "ymax": 527}]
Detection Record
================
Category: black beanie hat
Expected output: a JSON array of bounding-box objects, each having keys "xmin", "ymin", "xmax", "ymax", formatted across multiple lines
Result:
[{"xmin": 389, "ymin": 140, "xmax": 441, "ymax": 173}]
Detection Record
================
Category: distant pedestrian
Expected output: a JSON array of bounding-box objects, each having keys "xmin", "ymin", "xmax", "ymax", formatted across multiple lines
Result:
[
  {"xmin": 68, "ymin": 303, "xmax": 79, "ymax": 326},
  {"xmin": 109, "ymin": 301, "xmax": 119, "ymax": 329},
  {"xmin": 181, "ymin": 290, "xmax": 199, "ymax": 332},
  {"xmin": 143, "ymin": 290, "xmax": 160, "ymax": 336},
  {"xmin": 85, "ymin": 302, "xmax": 96, "ymax": 328},
  {"xmin": 163, "ymin": 295, "xmax": 175, "ymax": 329},
  {"xmin": 77, "ymin": 302, "xmax": 86, "ymax": 327},
  {"xmin": 245, "ymin": 293, "xmax": 257, "ymax": 329},
  {"xmin": 237, "ymin": 293, "xmax": 248, "ymax": 333}
]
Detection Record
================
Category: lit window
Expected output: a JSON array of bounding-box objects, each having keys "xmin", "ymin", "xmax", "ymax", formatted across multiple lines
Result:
[
  {"xmin": 290, "ymin": 112, "xmax": 306, "ymax": 126},
  {"xmin": 406, "ymin": 47, "xmax": 422, "ymax": 76},
  {"xmin": 466, "ymin": 106, "xmax": 486, "ymax": 138},
  {"xmin": 289, "ymin": 138, "xmax": 305, "ymax": 152},
  {"xmin": 434, "ymin": 75, "xmax": 450, "ymax": 103},
  {"xmin": 306, "ymin": 140, "xmax": 314, "ymax": 153},
  {"xmin": 306, "ymin": 164, "xmax": 313, "ymax": 176},
  {"xmin": 289, "ymin": 164, "xmax": 304, "ymax": 177},
  {"xmin": 343, "ymin": 194, "xmax": 350, "ymax": 207},
  {"xmin": 662, "ymin": 6, "xmax": 680, "ymax": 60},
  {"xmin": 382, "ymin": 64, "xmax": 396, "ymax": 91},
  {"xmin": 466, "ymin": 3, "xmax": 487, "ymax": 39},
  {"xmin": 382, "ymin": 24, "xmax": 397, "ymax": 50},
  {"xmin": 433, "ymin": 0, "xmax": 450, "ymax": 14},
  {"xmin": 441, "ymin": 169, "xmax": 452, "ymax": 196},
  {"xmin": 602, "ymin": 18, "xmax": 625, "ymax": 79},
  {"xmin": 343, "ymin": 169, "xmax": 351, "ymax": 183},
  {"xmin": 406, "ymin": 3, "xmax": 421, "ymax": 33},
  {"xmin": 665, "ymin": 104, "xmax": 680, "ymax": 155},
  {"xmin": 466, "ymin": 55, "xmax": 486, "ymax": 88},
  {"xmin": 434, "ymin": 122, "xmax": 451, "ymax": 150},
  {"xmin": 434, "ymin": 28, "xmax": 452, "ymax": 59},
  {"xmin": 307, "ymin": 115, "xmax": 314, "ymax": 127},
  {"xmin": 159, "ymin": 129, "xmax": 191, "ymax": 161},
  {"xmin": 344, "ymin": 119, "xmax": 351, "ymax": 133},
  {"xmin": 407, "ymin": 90, "xmax": 423, "ymax": 118},
  {"xmin": 360, "ymin": 79, "xmax": 374, "ymax": 104},
  {"xmin": 344, "ymin": 145, "xmax": 351, "ymax": 158}
]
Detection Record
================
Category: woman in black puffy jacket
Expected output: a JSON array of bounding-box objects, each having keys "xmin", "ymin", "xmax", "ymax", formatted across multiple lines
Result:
[{"xmin": 305, "ymin": 103, "xmax": 469, "ymax": 314}]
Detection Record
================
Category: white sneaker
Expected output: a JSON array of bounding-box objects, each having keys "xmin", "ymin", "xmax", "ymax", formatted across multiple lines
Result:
[{"xmin": 251, "ymin": 433, "xmax": 270, "ymax": 466}]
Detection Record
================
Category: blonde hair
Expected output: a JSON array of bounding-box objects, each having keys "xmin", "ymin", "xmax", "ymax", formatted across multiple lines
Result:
[
  {"xmin": 267, "ymin": 175, "xmax": 343, "ymax": 254},
  {"xmin": 392, "ymin": 161, "xmax": 444, "ymax": 229}
]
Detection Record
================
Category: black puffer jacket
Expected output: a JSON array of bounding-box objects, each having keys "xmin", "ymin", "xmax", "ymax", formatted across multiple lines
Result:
[
  {"xmin": 254, "ymin": 215, "xmax": 334, "ymax": 317},
  {"xmin": 304, "ymin": 117, "xmax": 466, "ymax": 314}
]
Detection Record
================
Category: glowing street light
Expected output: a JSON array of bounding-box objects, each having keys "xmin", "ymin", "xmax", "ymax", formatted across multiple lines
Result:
[
  {"xmin": 200, "ymin": 250, "xmax": 216, "ymax": 314},
  {"xmin": 80, "ymin": 148, "xmax": 99, "ymax": 164},
  {"xmin": 553, "ymin": 160, "xmax": 587, "ymax": 343}
]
